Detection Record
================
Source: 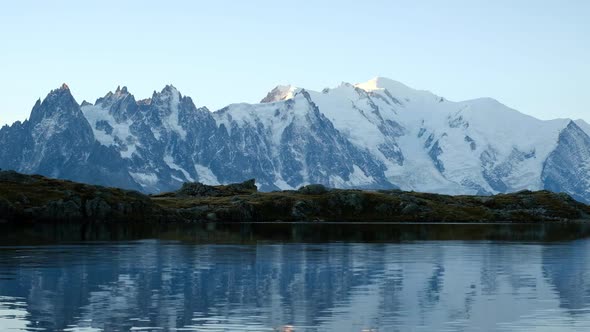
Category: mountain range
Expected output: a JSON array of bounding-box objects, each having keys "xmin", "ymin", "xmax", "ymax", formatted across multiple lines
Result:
[{"xmin": 1, "ymin": 77, "xmax": 590, "ymax": 202}]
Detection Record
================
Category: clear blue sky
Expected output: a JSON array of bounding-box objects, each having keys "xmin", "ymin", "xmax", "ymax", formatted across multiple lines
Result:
[{"xmin": 1, "ymin": 0, "xmax": 588, "ymax": 126}]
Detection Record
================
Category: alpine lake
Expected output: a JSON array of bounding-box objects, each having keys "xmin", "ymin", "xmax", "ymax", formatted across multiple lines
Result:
[{"xmin": 1, "ymin": 221, "xmax": 590, "ymax": 331}]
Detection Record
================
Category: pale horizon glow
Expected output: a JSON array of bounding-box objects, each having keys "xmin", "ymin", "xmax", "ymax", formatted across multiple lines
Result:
[{"xmin": 0, "ymin": 0, "xmax": 589, "ymax": 126}]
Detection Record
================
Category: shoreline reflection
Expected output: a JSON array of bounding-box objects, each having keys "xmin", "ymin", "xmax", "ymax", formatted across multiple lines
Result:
[{"xmin": 0, "ymin": 240, "xmax": 589, "ymax": 331}]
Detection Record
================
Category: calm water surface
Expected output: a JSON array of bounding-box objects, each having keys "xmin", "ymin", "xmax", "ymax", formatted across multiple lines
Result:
[{"xmin": 1, "ymin": 236, "xmax": 590, "ymax": 331}]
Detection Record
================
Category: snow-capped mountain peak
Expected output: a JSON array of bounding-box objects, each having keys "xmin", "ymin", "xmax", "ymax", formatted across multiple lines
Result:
[
  {"xmin": 260, "ymin": 85, "xmax": 299, "ymax": 103},
  {"xmin": 3, "ymin": 78, "xmax": 590, "ymax": 202},
  {"xmin": 355, "ymin": 76, "xmax": 440, "ymax": 103},
  {"xmin": 355, "ymin": 76, "xmax": 408, "ymax": 91}
]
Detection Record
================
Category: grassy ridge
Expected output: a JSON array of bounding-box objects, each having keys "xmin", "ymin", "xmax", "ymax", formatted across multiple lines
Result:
[{"xmin": 1, "ymin": 171, "xmax": 589, "ymax": 224}]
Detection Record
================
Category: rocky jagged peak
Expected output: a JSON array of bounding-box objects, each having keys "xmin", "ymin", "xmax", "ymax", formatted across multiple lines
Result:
[
  {"xmin": 48, "ymin": 83, "xmax": 75, "ymax": 98},
  {"xmin": 94, "ymin": 86, "xmax": 135, "ymax": 109},
  {"xmin": 36, "ymin": 84, "xmax": 78, "ymax": 113},
  {"xmin": 109, "ymin": 85, "xmax": 131, "ymax": 97},
  {"xmin": 160, "ymin": 84, "xmax": 179, "ymax": 95},
  {"xmin": 566, "ymin": 120, "xmax": 580, "ymax": 130},
  {"xmin": 150, "ymin": 85, "xmax": 181, "ymax": 106},
  {"xmin": 81, "ymin": 100, "xmax": 93, "ymax": 107},
  {"xmin": 115, "ymin": 85, "xmax": 129, "ymax": 94},
  {"xmin": 552, "ymin": 120, "xmax": 587, "ymax": 139},
  {"xmin": 574, "ymin": 119, "xmax": 590, "ymax": 136},
  {"xmin": 137, "ymin": 98, "xmax": 152, "ymax": 106},
  {"xmin": 26, "ymin": 83, "xmax": 92, "ymax": 142},
  {"xmin": 554, "ymin": 120, "xmax": 590, "ymax": 144}
]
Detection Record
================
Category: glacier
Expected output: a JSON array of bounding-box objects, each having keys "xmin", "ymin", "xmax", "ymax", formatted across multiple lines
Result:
[{"xmin": 1, "ymin": 77, "xmax": 590, "ymax": 202}]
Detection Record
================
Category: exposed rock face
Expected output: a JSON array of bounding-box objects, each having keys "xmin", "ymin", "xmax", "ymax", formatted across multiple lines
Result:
[
  {"xmin": 0, "ymin": 86, "xmax": 141, "ymax": 191},
  {"xmin": 542, "ymin": 122, "xmax": 590, "ymax": 203}
]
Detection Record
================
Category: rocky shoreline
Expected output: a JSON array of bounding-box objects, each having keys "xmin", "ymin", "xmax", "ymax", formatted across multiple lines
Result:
[{"xmin": 1, "ymin": 170, "xmax": 589, "ymax": 224}]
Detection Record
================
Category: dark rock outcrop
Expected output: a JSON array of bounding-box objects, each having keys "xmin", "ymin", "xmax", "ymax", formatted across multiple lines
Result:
[
  {"xmin": 177, "ymin": 182, "xmax": 223, "ymax": 197},
  {"xmin": 298, "ymin": 184, "xmax": 329, "ymax": 195},
  {"xmin": 175, "ymin": 179, "xmax": 257, "ymax": 197}
]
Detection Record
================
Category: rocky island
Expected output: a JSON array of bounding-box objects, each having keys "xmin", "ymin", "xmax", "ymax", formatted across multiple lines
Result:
[{"xmin": 1, "ymin": 170, "xmax": 589, "ymax": 225}]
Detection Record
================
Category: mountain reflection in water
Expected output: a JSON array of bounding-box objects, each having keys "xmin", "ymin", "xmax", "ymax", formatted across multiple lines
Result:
[{"xmin": 1, "ymin": 237, "xmax": 590, "ymax": 331}]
